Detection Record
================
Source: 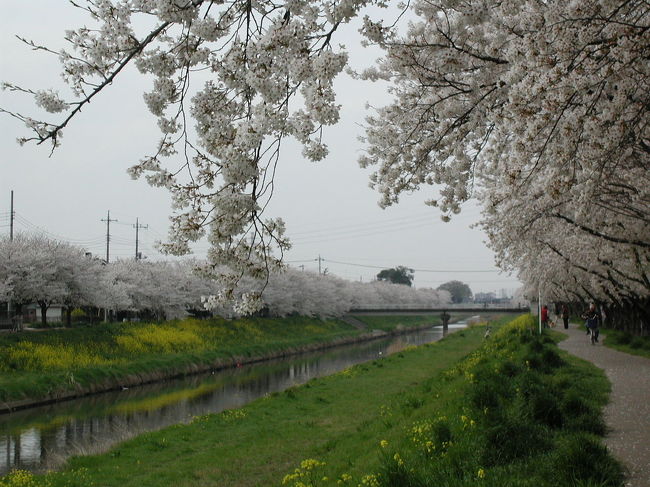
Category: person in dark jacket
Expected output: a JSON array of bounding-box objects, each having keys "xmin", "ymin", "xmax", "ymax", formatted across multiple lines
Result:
[
  {"xmin": 561, "ymin": 304, "xmax": 570, "ymax": 329},
  {"xmin": 581, "ymin": 303, "xmax": 599, "ymax": 342}
]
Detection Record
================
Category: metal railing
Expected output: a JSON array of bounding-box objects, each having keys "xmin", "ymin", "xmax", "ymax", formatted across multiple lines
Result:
[{"xmin": 349, "ymin": 303, "xmax": 529, "ymax": 313}]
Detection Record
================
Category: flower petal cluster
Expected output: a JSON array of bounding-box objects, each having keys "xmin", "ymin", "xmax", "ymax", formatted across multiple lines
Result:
[
  {"xmin": 360, "ymin": 0, "xmax": 650, "ymax": 307},
  {"xmin": 3, "ymin": 0, "xmax": 385, "ymax": 299}
]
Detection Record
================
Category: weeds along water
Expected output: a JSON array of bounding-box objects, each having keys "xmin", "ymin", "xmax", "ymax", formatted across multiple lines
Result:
[
  {"xmin": 0, "ymin": 316, "xmax": 371, "ymax": 403},
  {"xmin": 0, "ymin": 315, "xmax": 625, "ymax": 487}
]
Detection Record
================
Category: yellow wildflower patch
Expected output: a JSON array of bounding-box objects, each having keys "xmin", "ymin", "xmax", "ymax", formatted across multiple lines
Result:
[{"xmin": 5, "ymin": 341, "xmax": 110, "ymax": 371}]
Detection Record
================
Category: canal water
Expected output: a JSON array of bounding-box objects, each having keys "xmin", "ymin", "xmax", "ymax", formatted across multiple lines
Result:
[{"xmin": 1, "ymin": 322, "xmax": 469, "ymax": 475}]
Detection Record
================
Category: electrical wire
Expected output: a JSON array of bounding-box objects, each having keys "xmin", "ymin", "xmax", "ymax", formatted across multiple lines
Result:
[
  {"xmin": 288, "ymin": 202, "xmax": 482, "ymax": 236},
  {"xmin": 321, "ymin": 258, "xmax": 499, "ymax": 273},
  {"xmin": 14, "ymin": 214, "xmax": 105, "ymax": 245}
]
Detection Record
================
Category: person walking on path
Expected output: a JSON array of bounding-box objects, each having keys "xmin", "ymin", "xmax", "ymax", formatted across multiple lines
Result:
[
  {"xmin": 582, "ymin": 303, "xmax": 600, "ymax": 342},
  {"xmin": 558, "ymin": 326, "xmax": 650, "ymax": 486},
  {"xmin": 541, "ymin": 304, "xmax": 550, "ymax": 328},
  {"xmin": 561, "ymin": 304, "xmax": 569, "ymax": 329}
]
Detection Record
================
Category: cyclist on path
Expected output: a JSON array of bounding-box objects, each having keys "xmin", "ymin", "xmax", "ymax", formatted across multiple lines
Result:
[{"xmin": 581, "ymin": 303, "xmax": 600, "ymax": 343}]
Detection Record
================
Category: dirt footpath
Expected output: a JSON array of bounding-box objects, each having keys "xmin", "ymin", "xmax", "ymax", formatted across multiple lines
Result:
[{"xmin": 558, "ymin": 326, "xmax": 650, "ymax": 487}]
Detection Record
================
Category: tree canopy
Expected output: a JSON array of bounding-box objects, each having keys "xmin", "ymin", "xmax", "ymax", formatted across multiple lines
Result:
[
  {"xmin": 2, "ymin": 0, "xmax": 648, "ymax": 323},
  {"xmin": 376, "ymin": 266, "xmax": 414, "ymax": 287},
  {"xmin": 0, "ymin": 234, "xmax": 449, "ymax": 320},
  {"xmin": 437, "ymin": 281, "xmax": 473, "ymax": 304}
]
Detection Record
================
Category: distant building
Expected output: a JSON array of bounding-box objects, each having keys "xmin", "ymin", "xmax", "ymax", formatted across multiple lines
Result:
[
  {"xmin": 474, "ymin": 292, "xmax": 497, "ymax": 303},
  {"xmin": 22, "ymin": 304, "xmax": 64, "ymax": 324}
]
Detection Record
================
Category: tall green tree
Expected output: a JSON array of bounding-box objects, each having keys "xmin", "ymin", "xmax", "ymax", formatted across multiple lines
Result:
[
  {"xmin": 376, "ymin": 266, "xmax": 414, "ymax": 287},
  {"xmin": 437, "ymin": 280, "xmax": 472, "ymax": 304}
]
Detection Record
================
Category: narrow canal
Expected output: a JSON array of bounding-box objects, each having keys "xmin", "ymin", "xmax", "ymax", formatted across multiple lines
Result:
[{"xmin": 1, "ymin": 321, "xmax": 470, "ymax": 475}]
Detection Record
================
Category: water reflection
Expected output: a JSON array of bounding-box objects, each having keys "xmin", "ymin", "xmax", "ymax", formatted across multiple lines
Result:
[{"xmin": 1, "ymin": 323, "xmax": 467, "ymax": 474}]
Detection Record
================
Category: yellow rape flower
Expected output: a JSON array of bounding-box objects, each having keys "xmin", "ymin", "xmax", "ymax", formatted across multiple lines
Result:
[
  {"xmin": 359, "ymin": 474, "xmax": 381, "ymax": 487},
  {"xmin": 393, "ymin": 453, "xmax": 405, "ymax": 466},
  {"xmin": 300, "ymin": 459, "xmax": 325, "ymax": 470},
  {"xmin": 337, "ymin": 473, "xmax": 353, "ymax": 484}
]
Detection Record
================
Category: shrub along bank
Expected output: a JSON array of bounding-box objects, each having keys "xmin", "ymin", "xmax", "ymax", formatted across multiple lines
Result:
[
  {"xmin": 601, "ymin": 328, "xmax": 650, "ymax": 359},
  {"xmin": 0, "ymin": 314, "xmax": 444, "ymax": 406},
  {"xmin": 0, "ymin": 315, "xmax": 624, "ymax": 487}
]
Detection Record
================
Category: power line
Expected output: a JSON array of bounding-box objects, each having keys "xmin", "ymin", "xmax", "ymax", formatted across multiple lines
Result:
[
  {"xmin": 290, "ymin": 217, "xmax": 440, "ymax": 245},
  {"xmin": 288, "ymin": 203, "xmax": 482, "ymax": 236},
  {"xmin": 13, "ymin": 213, "xmax": 105, "ymax": 245},
  {"xmin": 289, "ymin": 213, "xmax": 434, "ymax": 237},
  {"xmin": 322, "ymin": 258, "xmax": 499, "ymax": 273}
]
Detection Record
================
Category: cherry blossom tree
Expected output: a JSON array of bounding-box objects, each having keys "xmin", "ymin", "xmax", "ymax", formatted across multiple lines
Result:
[
  {"xmin": 1, "ymin": 0, "xmax": 393, "ymax": 312},
  {"xmin": 3, "ymin": 0, "xmax": 648, "ymax": 327},
  {"xmin": 227, "ymin": 268, "xmax": 449, "ymax": 317},
  {"xmin": 1, "ymin": 232, "xmax": 449, "ymax": 319},
  {"xmin": 102, "ymin": 259, "xmax": 211, "ymax": 319},
  {"xmin": 0, "ymin": 234, "xmax": 103, "ymax": 325},
  {"xmin": 359, "ymin": 0, "xmax": 649, "ymax": 328}
]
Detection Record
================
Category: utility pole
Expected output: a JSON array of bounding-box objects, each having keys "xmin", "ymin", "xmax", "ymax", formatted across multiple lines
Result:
[
  {"xmin": 101, "ymin": 211, "xmax": 118, "ymax": 263},
  {"xmin": 317, "ymin": 255, "xmax": 323, "ymax": 275},
  {"xmin": 9, "ymin": 190, "xmax": 14, "ymax": 241},
  {"xmin": 7, "ymin": 191, "xmax": 14, "ymax": 325},
  {"xmin": 133, "ymin": 217, "xmax": 148, "ymax": 261}
]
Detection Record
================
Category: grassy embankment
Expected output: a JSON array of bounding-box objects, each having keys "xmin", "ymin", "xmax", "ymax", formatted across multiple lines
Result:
[
  {"xmin": 1, "ymin": 314, "xmax": 624, "ymax": 487},
  {"xmin": 601, "ymin": 329, "xmax": 650, "ymax": 359},
  {"xmin": 348, "ymin": 313, "xmax": 475, "ymax": 331},
  {"xmin": 0, "ymin": 314, "xmax": 446, "ymax": 404}
]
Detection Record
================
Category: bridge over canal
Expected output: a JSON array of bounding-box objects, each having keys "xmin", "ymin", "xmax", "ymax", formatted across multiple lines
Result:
[{"xmin": 348, "ymin": 304, "xmax": 529, "ymax": 314}]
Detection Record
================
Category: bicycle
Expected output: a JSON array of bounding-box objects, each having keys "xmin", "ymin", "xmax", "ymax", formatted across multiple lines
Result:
[
  {"xmin": 582, "ymin": 305, "xmax": 600, "ymax": 346},
  {"xmin": 587, "ymin": 325, "xmax": 599, "ymax": 345}
]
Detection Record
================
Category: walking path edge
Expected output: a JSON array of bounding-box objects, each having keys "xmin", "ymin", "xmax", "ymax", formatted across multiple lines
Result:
[{"xmin": 557, "ymin": 326, "xmax": 650, "ymax": 487}]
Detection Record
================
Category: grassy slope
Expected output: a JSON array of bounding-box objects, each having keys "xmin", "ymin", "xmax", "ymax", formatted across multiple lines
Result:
[
  {"xmin": 0, "ymin": 315, "xmax": 446, "ymax": 403},
  {"xmin": 9, "ymin": 320, "xmax": 495, "ymax": 487},
  {"xmin": 0, "ymin": 316, "xmax": 364, "ymax": 402},
  {"xmin": 601, "ymin": 329, "xmax": 650, "ymax": 359},
  {"xmin": 351, "ymin": 313, "xmax": 464, "ymax": 331},
  {"xmin": 1, "ymin": 314, "xmax": 623, "ymax": 487}
]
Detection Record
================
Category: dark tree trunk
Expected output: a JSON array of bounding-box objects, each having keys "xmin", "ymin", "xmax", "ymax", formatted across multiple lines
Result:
[
  {"xmin": 605, "ymin": 298, "xmax": 650, "ymax": 336},
  {"xmin": 38, "ymin": 301, "xmax": 49, "ymax": 326}
]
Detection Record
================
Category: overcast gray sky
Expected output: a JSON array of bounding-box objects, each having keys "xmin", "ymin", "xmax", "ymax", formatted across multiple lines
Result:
[{"xmin": 0, "ymin": 0, "xmax": 522, "ymax": 295}]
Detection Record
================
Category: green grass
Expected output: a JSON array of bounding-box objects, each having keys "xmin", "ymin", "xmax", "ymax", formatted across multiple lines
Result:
[
  {"xmin": 0, "ymin": 314, "xmax": 461, "ymax": 404},
  {"xmin": 351, "ymin": 312, "xmax": 504, "ymax": 332},
  {"xmin": 0, "ymin": 314, "xmax": 624, "ymax": 487},
  {"xmin": 0, "ymin": 316, "xmax": 363, "ymax": 402},
  {"xmin": 350, "ymin": 313, "xmax": 471, "ymax": 331},
  {"xmin": 368, "ymin": 315, "xmax": 623, "ymax": 487},
  {"xmin": 601, "ymin": 329, "xmax": 650, "ymax": 359}
]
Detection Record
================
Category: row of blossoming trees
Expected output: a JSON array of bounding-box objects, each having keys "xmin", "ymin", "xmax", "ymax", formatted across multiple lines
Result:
[
  {"xmin": 0, "ymin": 234, "xmax": 450, "ymax": 324},
  {"xmin": 2, "ymin": 1, "xmax": 648, "ymax": 331}
]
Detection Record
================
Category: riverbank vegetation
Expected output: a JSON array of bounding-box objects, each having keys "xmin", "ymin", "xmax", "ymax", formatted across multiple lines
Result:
[
  {"xmin": 345, "ymin": 314, "xmax": 472, "ymax": 332},
  {"xmin": 0, "ymin": 314, "xmax": 445, "ymax": 404},
  {"xmin": 602, "ymin": 329, "xmax": 650, "ymax": 359},
  {"xmin": 0, "ymin": 314, "xmax": 623, "ymax": 487}
]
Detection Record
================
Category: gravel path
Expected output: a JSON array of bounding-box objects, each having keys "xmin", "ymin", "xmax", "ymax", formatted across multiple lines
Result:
[{"xmin": 557, "ymin": 325, "xmax": 650, "ymax": 487}]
